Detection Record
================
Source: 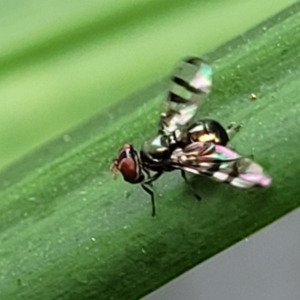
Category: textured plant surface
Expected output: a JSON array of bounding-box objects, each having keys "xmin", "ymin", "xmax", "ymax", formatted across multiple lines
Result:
[
  {"xmin": 0, "ymin": 0, "xmax": 295, "ymax": 168},
  {"xmin": 1, "ymin": 2, "xmax": 300, "ymax": 300}
]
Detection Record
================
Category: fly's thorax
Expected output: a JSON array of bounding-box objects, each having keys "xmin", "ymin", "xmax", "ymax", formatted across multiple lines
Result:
[
  {"xmin": 185, "ymin": 119, "xmax": 229, "ymax": 146},
  {"xmin": 140, "ymin": 134, "xmax": 172, "ymax": 162}
]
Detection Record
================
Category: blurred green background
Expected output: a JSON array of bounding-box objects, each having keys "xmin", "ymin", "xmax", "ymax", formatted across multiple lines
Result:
[{"xmin": 0, "ymin": 0, "xmax": 296, "ymax": 170}]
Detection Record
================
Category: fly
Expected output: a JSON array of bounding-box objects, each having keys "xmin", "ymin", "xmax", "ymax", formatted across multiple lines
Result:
[{"xmin": 111, "ymin": 56, "xmax": 271, "ymax": 216}]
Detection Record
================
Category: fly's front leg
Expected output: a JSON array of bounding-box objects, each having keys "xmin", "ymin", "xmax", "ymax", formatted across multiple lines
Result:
[
  {"xmin": 181, "ymin": 170, "xmax": 202, "ymax": 201},
  {"xmin": 141, "ymin": 183, "xmax": 156, "ymax": 217},
  {"xmin": 144, "ymin": 171, "xmax": 163, "ymax": 185},
  {"xmin": 141, "ymin": 171, "xmax": 163, "ymax": 217},
  {"xmin": 226, "ymin": 122, "xmax": 242, "ymax": 140}
]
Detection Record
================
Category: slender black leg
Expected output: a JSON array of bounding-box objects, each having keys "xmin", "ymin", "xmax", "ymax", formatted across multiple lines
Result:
[
  {"xmin": 181, "ymin": 170, "xmax": 202, "ymax": 201},
  {"xmin": 144, "ymin": 171, "xmax": 163, "ymax": 185},
  {"xmin": 141, "ymin": 183, "xmax": 156, "ymax": 217},
  {"xmin": 226, "ymin": 122, "xmax": 242, "ymax": 140},
  {"xmin": 141, "ymin": 171, "xmax": 162, "ymax": 217}
]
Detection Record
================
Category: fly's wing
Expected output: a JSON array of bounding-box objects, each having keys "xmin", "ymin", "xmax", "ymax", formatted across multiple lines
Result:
[
  {"xmin": 159, "ymin": 57, "xmax": 212, "ymax": 134},
  {"xmin": 170, "ymin": 142, "xmax": 272, "ymax": 188}
]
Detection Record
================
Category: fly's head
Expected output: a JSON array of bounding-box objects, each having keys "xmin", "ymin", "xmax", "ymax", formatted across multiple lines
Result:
[{"xmin": 111, "ymin": 144, "xmax": 144, "ymax": 184}]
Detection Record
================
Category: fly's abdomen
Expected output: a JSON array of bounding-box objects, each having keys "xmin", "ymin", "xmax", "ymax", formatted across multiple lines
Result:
[{"xmin": 185, "ymin": 119, "xmax": 229, "ymax": 146}]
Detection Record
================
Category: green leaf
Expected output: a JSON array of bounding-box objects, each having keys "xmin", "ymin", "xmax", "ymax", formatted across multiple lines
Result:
[
  {"xmin": 1, "ymin": 2, "xmax": 300, "ymax": 300},
  {"xmin": 0, "ymin": 0, "xmax": 296, "ymax": 168}
]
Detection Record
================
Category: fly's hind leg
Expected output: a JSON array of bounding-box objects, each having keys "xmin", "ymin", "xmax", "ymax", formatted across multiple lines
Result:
[
  {"xmin": 181, "ymin": 170, "xmax": 202, "ymax": 201},
  {"xmin": 226, "ymin": 122, "xmax": 242, "ymax": 140}
]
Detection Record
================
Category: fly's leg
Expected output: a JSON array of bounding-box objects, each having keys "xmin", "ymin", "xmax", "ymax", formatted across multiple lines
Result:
[
  {"xmin": 144, "ymin": 171, "xmax": 163, "ymax": 185},
  {"xmin": 226, "ymin": 122, "xmax": 242, "ymax": 140},
  {"xmin": 181, "ymin": 170, "xmax": 202, "ymax": 201},
  {"xmin": 141, "ymin": 183, "xmax": 156, "ymax": 217},
  {"xmin": 141, "ymin": 171, "xmax": 163, "ymax": 217}
]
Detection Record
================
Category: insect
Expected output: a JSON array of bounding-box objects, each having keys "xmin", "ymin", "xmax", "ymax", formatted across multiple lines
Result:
[{"xmin": 111, "ymin": 57, "xmax": 271, "ymax": 216}]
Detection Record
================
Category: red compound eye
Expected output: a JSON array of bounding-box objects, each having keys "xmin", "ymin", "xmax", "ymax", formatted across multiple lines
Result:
[
  {"xmin": 118, "ymin": 157, "xmax": 138, "ymax": 183},
  {"xmin": 113, "ymin": 144, "xmax": 143, "ymax": 183}
]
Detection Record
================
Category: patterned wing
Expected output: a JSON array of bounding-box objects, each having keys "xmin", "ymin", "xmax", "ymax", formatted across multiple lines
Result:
[
  {"xmin": 170, "ymin": 142, "xmax": 271, "ymax": 188},
  {"xmin": 159, "ymin": 57, "xmax": 212, "ymax": 134}
]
